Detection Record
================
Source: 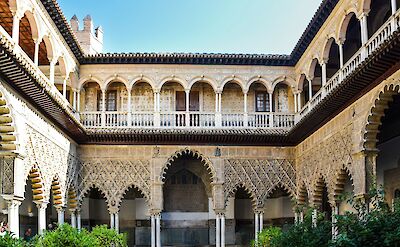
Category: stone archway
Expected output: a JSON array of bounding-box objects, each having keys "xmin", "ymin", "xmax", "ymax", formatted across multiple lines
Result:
[
  {"xmin": 160, "ymin": 148, "xmax": 217, "ymax": 246},
  {"xmin": 160, "ymin": 148, "xmax": 217, "ymax": 183},
  {"xmin": 363, "ymin": 82, "xmax": 400, "ymax": 204}
]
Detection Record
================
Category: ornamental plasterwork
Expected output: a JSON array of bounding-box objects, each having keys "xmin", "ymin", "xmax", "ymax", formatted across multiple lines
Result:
[
  {"xmin": 24, "ymin": 126, "xmax": 74, "ymax": 205},
  {"xmin": 224, "ymin": 159, "xmax": 296, "ymax": 208},
  {"xmin": 77, "ymin": 159, "xmax": 151, "ymax": 213},
  {"xmin": 0, "ymin": 157, "xmax": 16, "ymax": 195},
  {"xmin": 297, "ymin": 124, "xmax": 355, "ymax": 205}
]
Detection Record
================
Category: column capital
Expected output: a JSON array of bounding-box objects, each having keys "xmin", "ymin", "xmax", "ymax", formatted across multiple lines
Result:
[
  {"xmin": 214, "ymin": 209, "xmax": 226, "ymax": 216},
  {"xmin": 149, "ymin": 209, "xmax": 162, "ymax": 216},
  {"xmin": 337, "ymin": 39, "xmax": 345, "ymax": 46},
  {"xmin": 69, "ymin": 208, "xmax": 77, "ymax": 214},
  {"xmin": 254, "ymin": 207, "xmax": 264, "ymax": 214},
  {"xmin": 319, "ymin": 59, "xmax": 328, "ymax": 66},
  {"xmin": 358, "ymin": 11, "xmax": 369, "ymax": 19},
  {"xmin": 2, "ymin": 194, "xmax": 23, "ymax": 203},
  {"xmin": 35, "ymin": 201, "xmax": 48, "ymax": 210},
  {"xmin": 55, "ymin": 206, "xmax": 66, "ymax": 213},
  {"xmin": 6, "ymin": 198, "xmax": 22, "ymax": 207}
]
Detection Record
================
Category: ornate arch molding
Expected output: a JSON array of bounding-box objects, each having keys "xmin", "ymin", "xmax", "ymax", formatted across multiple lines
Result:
[
  {"xmin": 0, "ymin": 89, "xmax": 17, "ymax": 154},
  {"xmin": 27, "ymin": 165, "xmax": 45, "ymax": 202},
  {"xmin": 311, "ymin": 174, "xmax": 334, "ymax": 207},
  {"xmin": 116, "ymin": 184, "xmax": 150, "ymax": 210},
  {"xmin": 332, "ymin": 165, "xmax": 354, "ymax": 203},
  {"xmin": 297, "ymin": 182, "xmax": 310, "ymax": 206},
  {"xmin": 363, "ymin": 83, "xmax": 400, "ymax": 152},
  {"xmin": 160, "ymin": 148, "xmax": 217, "ymax": 183},
  {"xmin": 263, "ymin": 182, "xmax": 296, "ymax": 201},
  {"xmin": 51, "ymin": 174, "xmax": 63, "ymax": 206},
  {"xmin": 224, "ymin": 159, "xmax": 296, "ymax": 208},
  {"xmin": 224, "ymin": 182, "xmax": 258, "ymax": 209},
  {"xmin": 78, "ymin": 159, "xmax": 151, "ymax": 212}
]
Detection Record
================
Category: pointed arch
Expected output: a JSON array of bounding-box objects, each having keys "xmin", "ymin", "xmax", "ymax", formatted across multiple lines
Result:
[
  {"xmin": 311, "ymin": 174, "xmax": 332, "ymax": 207},
  {"xmin": 262, "ymin": 182, "xmax": 296, "ymax": 205},
  {"xmin": 67, "ymin": 187, "xmax": 78, "ymax": 210},
  {"xmin": 363, "ymin": 83, "xmax": 400, "ymax": 151},
  {"xmin": 160, "ymin": 148, "xmax": 217, "ymax": 183},
  {"xmin": 117, "ymin": 183, "xmax": 150, "ymax": 210},
  {"xmin": 333, "ymin": 166, "xmax": 354, "ymax": 202},
  {"xmin": 78, "ymin": 184, "xmax": 109, "ymax": 209},
  {"xmin": 51, "ymin": 174, "xmax": 64, "ymax": 206},
  {"xmin": 225, "ymin": 182, "xmax": 258, "ymax": 208},
  {"xmin": 0, "ymin": 88, "xmax": 17, "ymax": 153},
  {"xmin": 297, "ymin": 182, "xmax": 309, "ymax": 206},
  {"xmin": 27, "ymin": 165, "xmax": 45, "ymax": 202}
]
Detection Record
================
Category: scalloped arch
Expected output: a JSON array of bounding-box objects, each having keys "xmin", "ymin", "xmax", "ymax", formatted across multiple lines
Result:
[
  {"xmin": 332, "ymin": 165, "xmax": 354, "ymax": 202},
  {"xmin": 363, "ymin": 83, "xmax": 400, "ymax": 151},
  {"xmin": 26, "ymin": 165, "xmax": 46, "ymax": 202},
  {"xmin": 114, "ymin": 183, "xmax": 151, "ymax": 210},
  {"xmin": 160, "ymin": 148, "xmax": 217, "ymax": 183},
  {"xmin": 0, "ymin": 89, "xmax": 17, "ymax": 153},
  {"xmin": 225, "ymin": 182, "xmax": 258, "ymax": 209},
  {"xmin": 262, "ymin": 182, "xmax": 296, "ymax": 205}
]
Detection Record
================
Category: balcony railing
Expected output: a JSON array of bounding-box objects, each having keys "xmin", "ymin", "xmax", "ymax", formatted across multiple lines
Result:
[
  {"xmin": 80, "ymin": 111, "xmax": 295, "ymax": 129},
  {"xmin": 298, "ymin": 9, "xmax": 400, "ymax": 119}
]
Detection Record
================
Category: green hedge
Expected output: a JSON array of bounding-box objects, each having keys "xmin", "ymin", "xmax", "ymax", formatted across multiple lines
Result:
[
  {"xmin": 252, "ymin": 189, "xmax": 400, "ymax": 247},
  {"xmin": 0, "ymin": 224, "xmax": 127, "ymax": 247}
]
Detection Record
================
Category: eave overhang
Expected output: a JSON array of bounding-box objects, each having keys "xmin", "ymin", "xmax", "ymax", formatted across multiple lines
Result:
[{"xmin": 0, "ymin": 38, "xmax": 87, "ymax": 142}]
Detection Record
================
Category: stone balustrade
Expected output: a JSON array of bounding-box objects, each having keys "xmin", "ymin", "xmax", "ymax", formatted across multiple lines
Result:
[{"xmin": 80, "ymin": 111, "xmax": 295, "ymax": 129}]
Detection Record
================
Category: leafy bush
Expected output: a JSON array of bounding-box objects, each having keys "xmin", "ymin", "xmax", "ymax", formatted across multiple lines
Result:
[
  {"xmin": 0, "ymin": 224, "xmax": 128, "ymax": 247},
  {"xmin": 0, "ymin": 232, "xmax": 28, "ymax": 247},
  {"xmin": 90, "ymin": 225, "xmax": 127, "ymax": 247},
  {"xmin": 251, "ymin": 226, "xmax": 282, "ymax": 247},
  {"xmin": 31, "ymin": 224, "xmax": 99, "ymax": 247},
  {"xmin": 250, "ymin": 187, "xmax": 400, "ymax": 247}
]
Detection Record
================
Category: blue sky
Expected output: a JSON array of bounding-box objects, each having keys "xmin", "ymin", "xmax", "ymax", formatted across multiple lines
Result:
[{"xmin": 58, "ymin": 0, "xmax": 322, "ymax": 54}]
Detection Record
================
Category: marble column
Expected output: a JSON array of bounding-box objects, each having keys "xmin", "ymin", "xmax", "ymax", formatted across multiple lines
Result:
[
  {"xmin": 37, "ymin": 202, "xmax": 48, "ymax": 235},
  {"xmin": 7, "ymin": 199, "xmax": 21, "ymax": 237},
  {"xmin": 57, "ymin": 207, "xmax": 65, "ymax": 225},
  {"xmin": 151, "ymin": 215, "xmax": 155, "ymax": 247}
]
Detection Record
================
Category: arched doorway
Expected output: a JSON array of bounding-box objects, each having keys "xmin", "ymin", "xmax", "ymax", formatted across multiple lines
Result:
[
  {"xmin": 263, "ymin": 186, "xmax": 294, "ymax": 228},
  {"xmin": 367, "ymin": 0, "xmax": 392, "ymax": 38},
  {"xmin": 161, "ymin": 151, "xmax": 214, "ymax": 246},
  {"xmin": 375, "ymin": 92, "xmax": 400, "ymax": 206},
  {"xmin": 342, "ymin": 13, "xmax": 362, "ymax": 64},
  {"xmin": 79, "ymin": 187, "xmax": 109, "ymax": 230},
  {"xmin": 232, "ymin": 186, "xmax": 255, "ymax": 246},
  {"xmin": 119, "ymin": 186, "xmax": 149, "ymax": 246}
]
